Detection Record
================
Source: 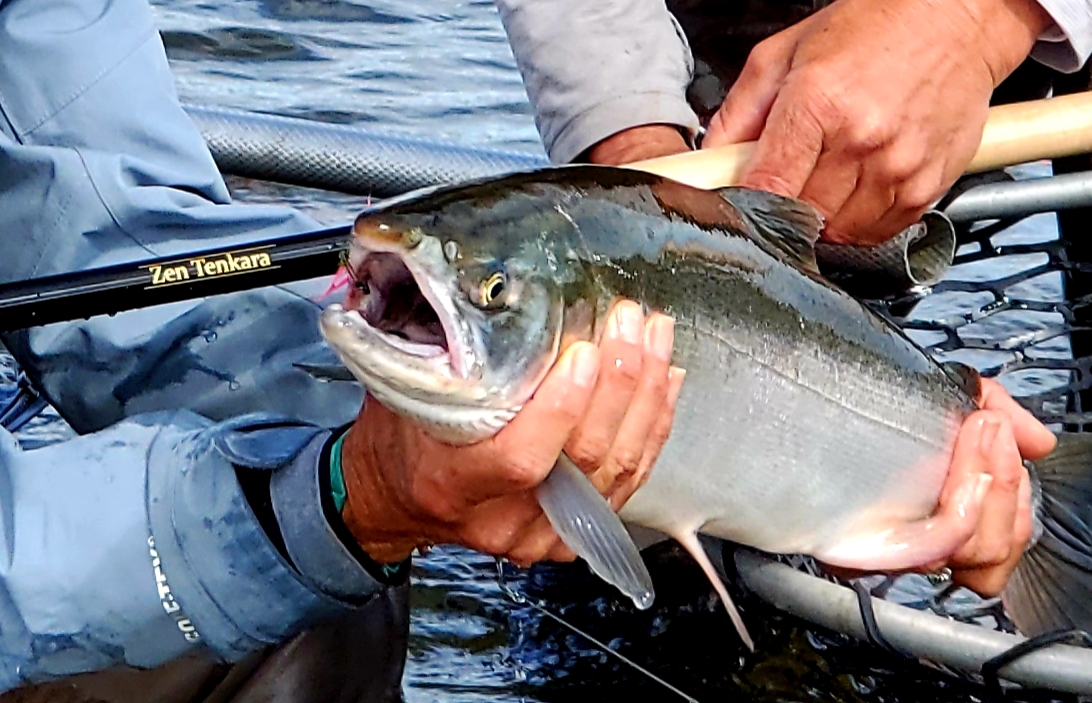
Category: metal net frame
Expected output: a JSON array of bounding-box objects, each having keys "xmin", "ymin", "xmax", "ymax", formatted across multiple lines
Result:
[
  {"xmin": 883, "ymin": 178, "xmax": 1092, "ymax": 430},
  {"xmin": 805, "ymin": 161, "xmax": 1092, "ymax": 696}
]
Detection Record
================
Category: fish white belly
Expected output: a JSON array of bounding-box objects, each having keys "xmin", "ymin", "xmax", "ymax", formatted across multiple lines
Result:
[{"xmin": 619, "ymin": 331, "xmax": 960, "ymax": 558}]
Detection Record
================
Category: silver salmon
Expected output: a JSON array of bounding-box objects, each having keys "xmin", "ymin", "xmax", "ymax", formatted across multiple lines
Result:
[{"xmin": 317, "ymin": 165, "xmax": 1092, "ymax": 648}]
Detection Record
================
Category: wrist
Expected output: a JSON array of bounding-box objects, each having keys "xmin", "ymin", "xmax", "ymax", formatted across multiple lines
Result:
[
  {"xmin": 309, "ymin": 425, "xmax": 412, "ymax": 585},
  {"xmin": 955, "ymin": 0, "xmax": 1052, "ymax": 84},
  {"xmin": 586, "ymin": 124, "xmax": 691, "ymax": 166},
  {"xmin": 338, "ymin": 422, "xmax": 420, "ymax": 564}
]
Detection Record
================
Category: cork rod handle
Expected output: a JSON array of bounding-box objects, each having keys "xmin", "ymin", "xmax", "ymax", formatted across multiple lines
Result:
[{"xmin": 626, "ymin": 91, "xmax": 1092, "ymax": 189}]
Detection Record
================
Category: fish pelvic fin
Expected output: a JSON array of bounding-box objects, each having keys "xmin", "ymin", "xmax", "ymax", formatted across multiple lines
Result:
[
  {"xmin": 941, "ymin": 361, "xmax": 983, "ymax": 401},
  {"xmin": 717, "ymin": 188, "xmax": 824, "ymax": 275},
  {"xmin": 1004, "ymin": 433, "xmax": 1092, "ymax": 636},
  {"xmin": 535, "ymin": 453, "xmax": 655, "ymax": 610},
  {"xmin": 674, "ymin": 530, "xmax": 755, "ymax": 651}
]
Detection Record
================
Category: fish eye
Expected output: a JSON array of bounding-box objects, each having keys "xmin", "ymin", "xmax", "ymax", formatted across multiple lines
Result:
[{"xmin": 478, "ymin": 271, "xmax": 508, "ymax": 308}]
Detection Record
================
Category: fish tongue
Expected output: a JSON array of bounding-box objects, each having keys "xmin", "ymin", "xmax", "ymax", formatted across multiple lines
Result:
[{"xmin": 672, "ymin": 530, "xmax": 755, "ymax": 652}]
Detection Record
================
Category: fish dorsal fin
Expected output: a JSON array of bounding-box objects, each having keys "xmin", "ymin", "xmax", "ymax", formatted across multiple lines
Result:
[
  {"xmin": 941, "ymin": 362, "xmax": 983, "ymax": 401},
  {"xmin": 718, "ymin": 188, "xmax": 824, "ymax": 275}
]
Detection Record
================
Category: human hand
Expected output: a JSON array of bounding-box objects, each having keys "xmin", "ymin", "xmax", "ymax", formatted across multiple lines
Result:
[
  {"xmin": 931, "ymin": 378, "xmax": 1056, "ymax": 595},
  {"xmin": 703, "ymin": 0, "xmax": 1051, "ymax": 244},
  {"xmin": 585, "ymin": 124, "xmax": 691, "ymax": 166},
  {"xmin": 337, "ymin": 301, "xmax": 684, "ymax": 567}
]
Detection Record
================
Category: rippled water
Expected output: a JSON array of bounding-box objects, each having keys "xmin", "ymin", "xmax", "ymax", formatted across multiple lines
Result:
[
  {"xmin": 157, "ymin": 0, "xmax": 540, "ymax": 152},
  {"xmin": 6, "ymin": 1, "xmax": 1076, "ymax": 701}
]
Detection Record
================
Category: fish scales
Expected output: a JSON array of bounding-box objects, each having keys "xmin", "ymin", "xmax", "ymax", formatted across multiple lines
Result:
[
  {"xmin": 563, "ymin": 194, "xmax": 972, "ymax": 555},
  {"xmin": 318, "ymin": 165, "xmax": 1092, "ymax": 645}
]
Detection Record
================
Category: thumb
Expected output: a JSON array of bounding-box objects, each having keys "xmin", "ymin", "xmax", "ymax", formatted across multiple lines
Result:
[
  {"xmin": 735, "ymin": 90, "xmax": 823, "ymax": 199},
  {"xmin": 703, "ymin": 40, "xmax": 794, "ymax": 148}
]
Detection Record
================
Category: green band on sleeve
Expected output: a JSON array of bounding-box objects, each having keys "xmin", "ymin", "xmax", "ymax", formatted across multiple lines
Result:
[{"xmin": 329, "ymin": 430, "xmax": 349, "ymax": 513}]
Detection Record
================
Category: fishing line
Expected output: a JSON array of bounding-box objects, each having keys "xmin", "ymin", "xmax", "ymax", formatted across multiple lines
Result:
[
  {"xmin": 492, "ymin": 557, "xmax": 701, "ymax": 703},
  {"xmin": 436, "ymin": 550, "xmax": 697, "ymax": 700}
]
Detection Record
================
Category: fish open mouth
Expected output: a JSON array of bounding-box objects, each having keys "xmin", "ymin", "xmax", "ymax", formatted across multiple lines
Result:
[
  {"xmin": 343, "ymin": 251, "xmax": 452, "ymax": 360},
  {"xmin": 320, "ymin": 242, "xmax": 514, "ymax": 442}
]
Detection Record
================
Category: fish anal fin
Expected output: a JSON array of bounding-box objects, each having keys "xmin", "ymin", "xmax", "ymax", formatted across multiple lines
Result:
[
  {"xmin": 717, "ymin": 188, "xmax": 824, "ymax": 275},
  {"xmin": 816, "ymin": 473, "xmax": 993, "ymax": 571},
  {"xmin": 673, "ymin": 529, "xmax": 755, "ymax": 651},
  {"xmin": 535, "ymin": 454, "xmax": 655, "ymax": 610}
]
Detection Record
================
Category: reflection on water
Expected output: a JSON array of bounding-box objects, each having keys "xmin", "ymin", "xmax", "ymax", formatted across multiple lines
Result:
[
  {"xmin": 154, "ymin": 0, "xmax": 541, "ymax": 150},
  {"xmin": 5, "ymin": 1, "xmax": 1075, "ymax": 701}
]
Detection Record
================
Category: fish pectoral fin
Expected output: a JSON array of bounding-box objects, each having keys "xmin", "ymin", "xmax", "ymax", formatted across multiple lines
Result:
[
  {"xmin": 535, "ymin": 453, "xmax": 655, "ymax": 610},
  {"xmin": 717, "ymin": 188, "xmax": 823, "ymax": 274},
  {"xmin": 674, "ymin": 530, "xmax": 755, "ymax": 652},
  {"xmin": 815, "ymin": 473, "xmax": 993, "ymax": 571}
]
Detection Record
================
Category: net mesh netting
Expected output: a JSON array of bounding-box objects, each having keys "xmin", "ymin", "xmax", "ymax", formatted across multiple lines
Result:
[
  {"xmin": 881, "ymin": 175, "xmax": 1088, "ymax": 430},
  {"xmin": 817, "ymin": 168, "xmax": 1092, "ymax": 690}
]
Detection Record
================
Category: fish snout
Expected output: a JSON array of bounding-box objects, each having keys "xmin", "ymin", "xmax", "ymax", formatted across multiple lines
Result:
[{"xmin": 353, "ymin": 217, "xmax": 423, "ymax": 250}]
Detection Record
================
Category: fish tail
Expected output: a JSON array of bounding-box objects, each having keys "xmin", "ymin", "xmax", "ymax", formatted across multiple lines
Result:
[{"xmin": 1004, "ymin": 432, "xmax": 1092, "ymax": 635}]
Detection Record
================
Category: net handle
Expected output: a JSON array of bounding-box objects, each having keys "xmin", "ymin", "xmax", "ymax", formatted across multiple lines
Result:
[{"xmin": 625, "ymin": 91, "xmax": 1092, "ymax": 189}]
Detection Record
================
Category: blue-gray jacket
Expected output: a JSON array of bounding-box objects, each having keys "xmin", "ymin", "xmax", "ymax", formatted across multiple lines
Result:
[{"xmin": 0, "ymin": 0, "xmax": 394, "ymax": 690}]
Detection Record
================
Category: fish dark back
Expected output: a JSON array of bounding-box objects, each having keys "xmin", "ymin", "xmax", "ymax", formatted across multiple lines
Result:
[{"xmin": 375, "ymin": 165, "xmax": 975, "ymax": 420}]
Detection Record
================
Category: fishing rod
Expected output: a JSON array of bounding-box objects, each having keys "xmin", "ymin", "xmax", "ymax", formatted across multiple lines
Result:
[
  {"xmin": 0, "ymin": 172, "xmax": 1086, "ymax": 333},
  {"xmin": 3, "ymin": 167, "xmax": 1091, "ymax": 333},
  {"xmin": 2, "ymin": 92, "xmax": 1091, "ymax": 333},
  {"xmin": 0, "ymin": 226, "xmax": 349, "ymax": 332},
  {"xmin": 632, "ymin": 91, "xmax": 1092, "ymax": 189}
]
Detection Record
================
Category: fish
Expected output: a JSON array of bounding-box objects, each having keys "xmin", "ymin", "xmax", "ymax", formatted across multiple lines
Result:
[{"xmin": 314, "ymin": 164, "xmax": 1092, "ymax": 650}]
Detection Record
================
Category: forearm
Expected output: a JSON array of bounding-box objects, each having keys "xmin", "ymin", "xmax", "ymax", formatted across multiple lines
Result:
[
  {"xmin": 495, "ymin": 0, "xmax": 699, "ymax": 163},
  {"xmin": 0, "ymin": 413, "xmax": 394, "ymax": 690}
]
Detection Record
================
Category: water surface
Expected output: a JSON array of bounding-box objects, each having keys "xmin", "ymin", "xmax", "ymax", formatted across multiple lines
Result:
[{"xmin": 14, "ymin": 2, "xmax": 1077, "ymax": 701}]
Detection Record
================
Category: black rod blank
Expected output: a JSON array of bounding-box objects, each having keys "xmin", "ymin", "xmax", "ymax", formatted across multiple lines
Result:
[{"xmin": 0, "ymin": 226, "xmax": 350, "ymax": 332}]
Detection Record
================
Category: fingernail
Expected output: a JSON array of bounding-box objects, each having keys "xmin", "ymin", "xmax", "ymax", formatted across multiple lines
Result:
[
  {"xmin": 570, "ymin": 344, "xmax": 599, "ymax": 388},
  {"xmin": 979, "ymin": 418, "xmax": 1001, "ymax": 456},
  {"xmin": 667, "ymin": 367, "xmax": 686, "ymax": 407},
  {"xmin": 646, "ymin": 315, "xmax": 675, "ymax": 361},
  {"xmin": 974, "ymin": 474, "xmax": 993, "ymax": 504},
  {"xmin": 609, "ymin": 302, "xmax": 644, "ymax": 345},
  {"xmin": 953, "ymin": 473, "xmax": 992, "ymax": 519}
]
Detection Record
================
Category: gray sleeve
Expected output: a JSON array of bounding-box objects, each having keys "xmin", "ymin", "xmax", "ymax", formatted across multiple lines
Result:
[
  {"xmin": 0, "ymin": 412, "xmax": 385, "ymax": 691},
  {"xmin": 495, "ymin": 0, "xmax": 699, "ymax": 163},
  {"xmin": 0, "ymin": 0, "xmax": 364, "ymax": 435},
  {"xmin": 1030, "ymin": 0, "xmax": 1092, "ymax": 71}
]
